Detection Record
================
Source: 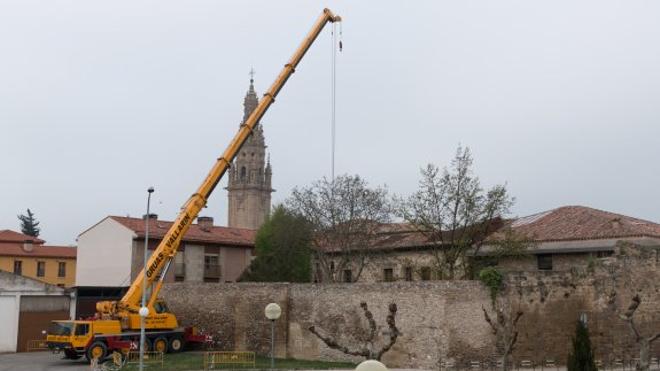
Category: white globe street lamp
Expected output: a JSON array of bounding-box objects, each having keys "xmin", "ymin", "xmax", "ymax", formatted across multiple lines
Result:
[
  {"xmin": 355, "ymin": 360, "xmax": 388, "ymax": 371},
  {"xmin": 265, "ymin": 303, "xmax": 282, "ymax": 369},
  {"xmin": 140, "ymin": 187, "xmax": 154, "ymax": 371}
]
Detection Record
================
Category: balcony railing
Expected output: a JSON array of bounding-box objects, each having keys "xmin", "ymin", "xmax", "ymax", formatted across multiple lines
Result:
[{"xmin": 204, "ymin": 264, "xmax": 221, "ymax": 279}]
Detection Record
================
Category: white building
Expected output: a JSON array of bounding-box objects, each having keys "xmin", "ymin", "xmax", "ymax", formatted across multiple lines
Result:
[
  {"xmin": 76, "ymin": 215, "xmax": 256, "ymax": 287},
  {"xmin": 0, "ymin": 270, "xmax": 74, "ymax": 352}
]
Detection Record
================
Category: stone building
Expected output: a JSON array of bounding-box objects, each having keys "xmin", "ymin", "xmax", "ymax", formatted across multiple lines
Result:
[
  {"xmin": 314, "ymin": 205, "xmax": 660, "ymax": 283},
  {"xmin": 161, "ymin": 241, "xmax": 660, "ymax": 368},
  {"xmin": 226, "ymin": 77, "xmax": 274, "ymax": 230}
]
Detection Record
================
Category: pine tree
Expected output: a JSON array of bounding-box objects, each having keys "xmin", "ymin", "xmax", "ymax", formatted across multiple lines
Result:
[
  {"xmin": 17, "ymin": 209, "xmax": 40, "ymax": 237},
  {"xmin": 567, "ymin": 320, "xmax": 598, "ymax": 371}
]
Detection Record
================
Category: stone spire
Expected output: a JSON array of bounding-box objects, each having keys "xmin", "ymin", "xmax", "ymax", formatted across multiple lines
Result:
[
  {"xmin": 226, "ymin": 73, "xmax": 274, "ymax": 230},
  {"xmin": 243, "ymin": 74, "xmax": 259, "ymax": 123}
]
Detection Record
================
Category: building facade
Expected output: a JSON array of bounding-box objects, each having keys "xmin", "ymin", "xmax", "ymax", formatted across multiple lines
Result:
[
  {"xmin": 314, "ymin": 206, "xmax": 660, "ymax": 283},
  {"xmin": 76, "ymin": 215, "xmax": 256, "ymax": 287},
  {"xmin": 0, "ymin": 230, "xmax": 76, "ymax": 287},
  {"xmin": 226, "ymin": 77, "xmax": 274, "ymax": 230},
  {"xmin": 0, "ymin": 270, "xmax": 74, "ymax": 352}
]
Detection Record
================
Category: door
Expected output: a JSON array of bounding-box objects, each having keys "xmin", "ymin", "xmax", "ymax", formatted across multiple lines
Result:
[{"xmin": 17, "ymin": 296, "xmax": 69, "ymax": 352}]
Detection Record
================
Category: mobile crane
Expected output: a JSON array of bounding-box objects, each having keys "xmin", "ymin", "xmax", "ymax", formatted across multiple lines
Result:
[{"xmin": 46, "ymin": 8, "xmax": 341, "ymax": 362}]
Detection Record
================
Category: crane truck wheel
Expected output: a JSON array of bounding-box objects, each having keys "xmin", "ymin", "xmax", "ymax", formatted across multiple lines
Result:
[
  {"xmin": 168, "ymin": 335, "xmax": 184, "ymax": 353},
  {"xmin": 153, "ymin": 336, "xmax": 168, "ymax": 353},
  {"xmin": 86, "ymin": 341, "xmax": 108, "ymax": 363}
]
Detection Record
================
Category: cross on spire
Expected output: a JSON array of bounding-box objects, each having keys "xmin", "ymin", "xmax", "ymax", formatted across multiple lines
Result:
[{"xmin": 249, "ymin": 67, "xmax": 256, "ymax": 83}]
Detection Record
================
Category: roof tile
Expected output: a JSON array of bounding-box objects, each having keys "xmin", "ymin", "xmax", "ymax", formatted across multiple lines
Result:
[{"xmin": 109, "ymin": 216, "xmax": 255, "ymax": 247}]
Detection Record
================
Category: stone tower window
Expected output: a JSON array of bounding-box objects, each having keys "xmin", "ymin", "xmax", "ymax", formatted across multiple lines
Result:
[{"xmin": 240, "ymin": 166, "xmax": 247, "ymax": 182}]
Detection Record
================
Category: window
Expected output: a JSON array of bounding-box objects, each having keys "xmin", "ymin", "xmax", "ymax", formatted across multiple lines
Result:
[
  {"xmin": 13, "ymin": 261, "xmax": 22, "ymax": 275},
  {"xmin": 58, "ymin": 262, "xmax": 66, "ymax": 277},
  {"xmin": 174, "ymin": 253, "xmax": 185, "ymax": 281},
  {"xmin": 204, "ymin": 254, "xmax": 220, "ymax": 282},
  {"xmin": 404, "ymin": 267, "xmax": 413, "ymax": 281},
  {"xmin": 314, "ymin": 263, "xmax": 321, "ymax": 283},
  {"xmin": 154, "ymin": 301, "xmax": 169, "ymax": 314},
  {"xmin": 383, "ymin": 268, "xmax": 394, "ymax": 282},
  {"xmin": 240, "ymin": 166, "xmax": 247, "ymax": 181},
  {"xmin": 537, "ymin": 254, "xmax": 553, "ymax": 270},
  {"xmin": 36, "ymin": 261, "xmax": 45, "ymax": 277},
  {"xmin": 342, "ymin": 269, "xmax": 352, "ymax": 283},
  {"xmin": 75, "ymin": 324, "xmax": 89, "ymax": 336},
  {"xmin": 420, "ymin": 267, "xmax": 431, "ymax": 281}
]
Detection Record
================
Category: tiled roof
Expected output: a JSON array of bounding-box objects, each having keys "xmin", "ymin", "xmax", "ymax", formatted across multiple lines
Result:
[
  {"xmin": 505, "ymin": 205, "xmax": 660, "ymax": 242},
  {"xmin": 321, "ymin": 206, "xmax": 660, "ymax": 253},
  {"xmin": 0, "ymin": 230, "xmax": 45, "ymax": 244},
  {"xmin": 109, "ymin": 216, "xmax": 256, "ymax": 247},
  {"xmin": 0, "ymin": 242, "xmax": 77, "ymax": 258}
]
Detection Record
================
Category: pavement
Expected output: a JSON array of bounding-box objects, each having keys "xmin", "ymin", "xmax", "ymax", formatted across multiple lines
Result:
[{"xmin": 0, "ymin": 351, "xmax": 89, "ymax": 371}]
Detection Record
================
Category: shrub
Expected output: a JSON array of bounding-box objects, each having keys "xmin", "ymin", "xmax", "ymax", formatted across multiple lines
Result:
[
  {"xmin": 478, "ymin": 267, "xmax": 504, "ymax": 305},
  {"xmin": 567, "ymin": 320, "xmax": 598, "ymax": 371}
]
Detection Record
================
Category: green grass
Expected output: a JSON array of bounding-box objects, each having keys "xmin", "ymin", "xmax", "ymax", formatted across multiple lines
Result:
[{"xmin": 121, "ymin": 352, "xmax": 356, "ymax": 371}]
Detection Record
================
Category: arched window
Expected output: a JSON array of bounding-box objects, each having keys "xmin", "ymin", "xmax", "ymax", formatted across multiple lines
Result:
[{"xmin": 240, "ymin": 166, "xmax": 247, "ymax": 182}]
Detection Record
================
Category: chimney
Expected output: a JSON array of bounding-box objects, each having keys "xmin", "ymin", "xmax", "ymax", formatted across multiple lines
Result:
[
  {"xmin": 142, "ymin": 214, "xmax": 158, "ymax": 221},
  {"xmin": 198, "ymin": 216, "xmax": 214, "ymax": 232},
  {"xmin": 23, "ymin": 240, "xmax": 34, "ymax": 253}
]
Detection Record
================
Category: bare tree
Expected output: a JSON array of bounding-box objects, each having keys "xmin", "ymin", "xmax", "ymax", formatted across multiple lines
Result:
[
  {"xmin": 398, "ymin": 146, "xmax": 515, "ymax": 279},
  {"xmin": 619, "ymin": 294, "xmax": 660, "ymax": 371},
  {"xmin": 288, "ymin": 175, "xmax": 391, "ymax": 282},
  {"xmin": 309, "ymin": 302, "xmax": 399, "ymax": 361},
  {"xmin": 482, "ymin": 303, "xmax": 523, "ymax": 371}
]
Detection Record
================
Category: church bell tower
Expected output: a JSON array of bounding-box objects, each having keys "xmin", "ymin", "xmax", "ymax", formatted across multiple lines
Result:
[{"xmin": 226, "ymin": 74, "xmax": 274, "ymax": 230}]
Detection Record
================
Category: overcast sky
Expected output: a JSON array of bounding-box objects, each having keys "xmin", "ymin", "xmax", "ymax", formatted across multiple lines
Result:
[{"xmin": 2, "ymin": 1, "xmax": 659, "ymax": 245}]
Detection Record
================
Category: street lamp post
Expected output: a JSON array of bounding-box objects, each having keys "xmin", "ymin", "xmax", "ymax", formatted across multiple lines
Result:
[
  {"xmin": 264, "ymin": 303, "xmax": 282, "ymax": 369},
  {"xmin": 139, "ymin": 187, "xmax": 154, "ymax": 371}
]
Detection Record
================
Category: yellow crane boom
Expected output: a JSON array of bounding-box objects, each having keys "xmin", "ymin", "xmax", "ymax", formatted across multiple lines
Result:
[{"xmin": 115, "ymin": 8, "xmax": 342, "ymax": 317}]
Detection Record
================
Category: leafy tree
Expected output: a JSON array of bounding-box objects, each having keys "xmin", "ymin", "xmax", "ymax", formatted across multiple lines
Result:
[
  {"xmin": 287, "ymin": 174, "xmax": 391, "ymax": 283},
  {"xmin": 239, "ymin": 205, "xmax": 312, "ymax": 282},
  {"xmin": 398, "ymin": 145, "xmax": 517, "ymax": 279},
  {"xmin": 567, "ymin": 320, "xmax": 598, "ymax": 371},
  {"xmin": 17, "ymin": 209, "xmax": 40, "ymax": 237}
]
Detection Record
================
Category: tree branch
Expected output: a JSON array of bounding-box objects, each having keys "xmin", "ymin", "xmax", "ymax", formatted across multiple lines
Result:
[
  {"xmin": 375, "ymin": 303, "xmax": 399, "ymax": 360},
  {"xmin": 482, "ymin": 306, "xmax": 498, "ymax": 335},
  {"xmin": 360, "ymin": 302, "xmax": 377, "ymax": 343},
  {"xmin": 308, "ymin": 325, "xmax": 369, "ymax": 358}
]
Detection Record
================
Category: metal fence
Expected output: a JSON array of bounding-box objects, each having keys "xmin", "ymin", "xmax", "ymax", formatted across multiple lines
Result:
[
  {"xmin": 126, "ymin": 351, "xmax": 164, "ymax": 368},
  {"xmin": 26, "ymin": 339, "xmax": 48, "ymax": 352},
  {"xmin": 438, "ymin": 357, "xmax": 660, "ymax": 371},
  {"xmin": 203, "ymin": 351, "xmax": 256, "ymax": 370}
]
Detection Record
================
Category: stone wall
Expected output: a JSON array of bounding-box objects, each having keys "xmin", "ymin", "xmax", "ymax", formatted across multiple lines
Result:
[{"xmin": 161, "ymin": 243, "xmax": 660, "ymax": 368}]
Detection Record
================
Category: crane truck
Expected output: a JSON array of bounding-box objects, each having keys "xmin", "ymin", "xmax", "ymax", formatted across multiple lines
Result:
[{"xmin": 46, "ymin": 8, "xmax": 342, "ymax": 362}]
